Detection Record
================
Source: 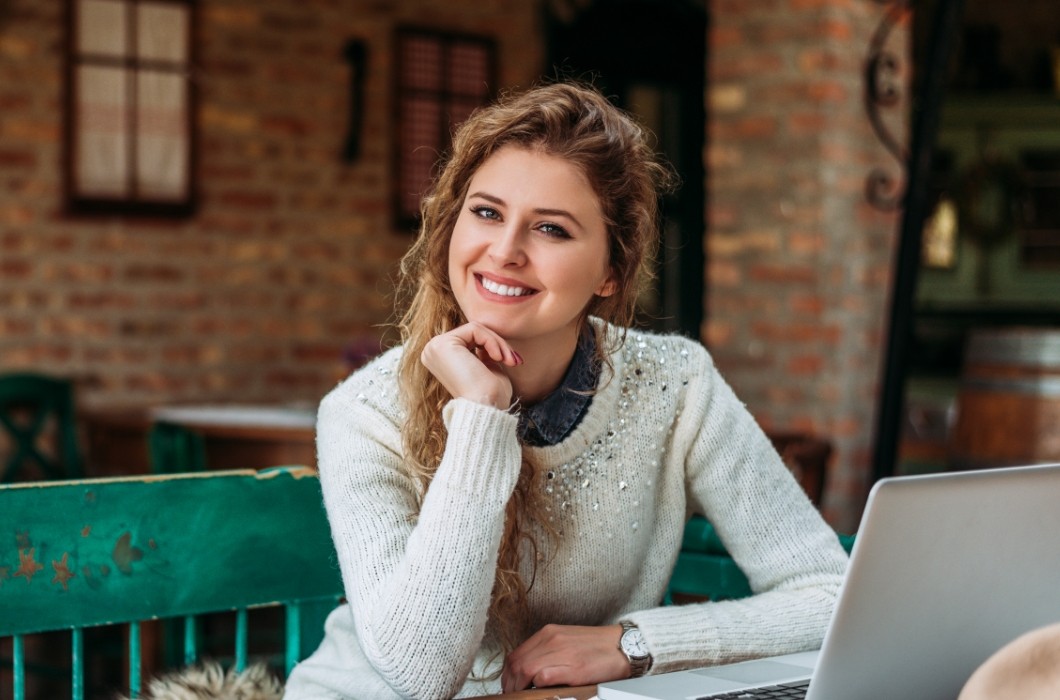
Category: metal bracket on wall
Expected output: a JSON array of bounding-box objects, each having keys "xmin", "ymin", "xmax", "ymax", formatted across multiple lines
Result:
[
  {"xmin": 871, "ymin": 0, "xmax": 967, "ymax": 483},
  {"xmin": 342, "ymin": 39, "xmax": 368, "ymax": 163},
  {"xmin": 864, "ymin": 0, "xmax": 912, "ymax": 211}
]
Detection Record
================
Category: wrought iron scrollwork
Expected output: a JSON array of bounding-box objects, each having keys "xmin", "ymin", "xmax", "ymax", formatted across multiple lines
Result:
[{"xmin": 865, "ymin": 0, "xmax": 912, "ymax": 210}]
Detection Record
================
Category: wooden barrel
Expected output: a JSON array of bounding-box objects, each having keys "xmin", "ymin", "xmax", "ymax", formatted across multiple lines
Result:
[{"xmin": 950, "ymin": 327, "xmax": 1060, "ymax": 470}]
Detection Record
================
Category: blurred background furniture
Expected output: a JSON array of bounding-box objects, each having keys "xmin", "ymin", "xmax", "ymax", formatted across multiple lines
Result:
[
  {"xmin": 768, "ymin": 431, "xmax": 833, "ymax": 506},
  {"xmin": 665, "ymin": 431, "xmax": 850, "ymax": 605},
  {"xmin": 84, "ymin": 404, "xmax": 316, "ymax": 477},
  {"xmin": 950, "ymin": 326, "xmax": 1060, "ymax": 469},
  {"xmin": 0, "ymin": 372, "xmax": 82, "ymax": 483},
  {"xmin": 149, "ymin": 421, "xmax": 208, "ymax": 474},
  {"xmin": 666, "ymin": 516, "xmax": 856, "ymax": 605}
]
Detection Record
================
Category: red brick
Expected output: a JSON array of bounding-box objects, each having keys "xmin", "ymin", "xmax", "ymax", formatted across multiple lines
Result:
[
  {"xmin": 712, "ymin": 53, "xmax": 786, "ymax": 82},
  {"xmin": 124, "ymin": 264, "xmax": 185, "ymax": 283},
  {"xmin": 709, "ymin": 26, "xmax": 744, "ymax": 49},
  {"xmin": 41, "ymin": 317, "xmax": 112, "ymax": 337},
  {"xmin": 788, "ymin": 112, "xmax": 827, "ymax": 134},
  {"xmin": 748, "ymin": 264, "xmax": 817, "ymax": 285},
  {"xmin": 789, "ymin": 294, "xmax": 825, "ymax": 315},
  {"xmin": 707, "ymin": 260, "xmax": 742, "ymax": 287},
  {"xmin": 787, "ymin": 355, "xmax": 824, "ymax": 375},
  {"xmin": 0, "ymin": 318, "xmax": 34, "ymax": 335},
  {"xmin": 215, "ymin": 190, "xmax": 278, "ymax": 210},
  {"xmin": 119, "ymin": 319, "xmax": 180, "ymax": 337},
  {"xmin": 806, "ymin": 81, "xmax": 848, "ymax": 103},
  {"xmin": 0, "ymin": 149, "xmax": 36, "ymax": 167},
  {"xmin": 0, "ymin": 258, "xmax": 32, "ymax": 279},
  {"xmin": 260, "ymin": 116, "xmax": 312, "ymax": 137},
  {"xmin": 752, "ymin": 321, "xmax": 841, "ymax": 344},
  {"xmin": 0, "ymin": 94, "xmax": 32, "ymax": 111},
  {"xmin": 293, "ymin": 343, "xmax": 342, "ymax": 363},
  {"xmin": 788, "ymin": 231, "xmax": 826, "ymax": 255},
  {"xmin": 67, "ymin": 292, "xmax": 137, "ymax": 311}
]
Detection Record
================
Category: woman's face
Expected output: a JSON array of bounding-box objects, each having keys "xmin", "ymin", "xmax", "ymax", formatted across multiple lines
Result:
[{"xmin": 447, "ymin": 145, "xmax": 615, "ymax": 349}]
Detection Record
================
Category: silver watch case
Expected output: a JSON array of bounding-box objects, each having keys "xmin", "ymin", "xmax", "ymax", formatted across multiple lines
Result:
[{"xmin": 618, "ymin": 621, "xmax": 653, "ymax": 677}]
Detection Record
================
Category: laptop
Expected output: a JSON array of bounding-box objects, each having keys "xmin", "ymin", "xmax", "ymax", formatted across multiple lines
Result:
[{"xmin": 598, "ymin": 462, "xmax": 1060, "ymax": 700}]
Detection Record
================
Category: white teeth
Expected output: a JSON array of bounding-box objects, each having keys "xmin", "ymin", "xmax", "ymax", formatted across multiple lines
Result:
[{"xmin": 481, "ymin": 276, "xmax": 530, "ymax": 297}]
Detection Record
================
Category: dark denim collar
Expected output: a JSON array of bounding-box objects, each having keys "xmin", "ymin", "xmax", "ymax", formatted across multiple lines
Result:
[{"xmin": 518, "ymin": 326, "xmax": 599, "ymax": 447}]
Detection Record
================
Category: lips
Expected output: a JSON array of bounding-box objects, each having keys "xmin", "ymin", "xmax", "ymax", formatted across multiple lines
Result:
[{"xmin": 477, "ymin": 273, "xmax": 537, "ymax": 298}]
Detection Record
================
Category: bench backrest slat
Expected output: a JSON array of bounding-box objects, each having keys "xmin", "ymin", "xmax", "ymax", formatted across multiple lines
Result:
[{"xmin": 1, "ymin": 467, "xmax": 343, "ymax": 637}]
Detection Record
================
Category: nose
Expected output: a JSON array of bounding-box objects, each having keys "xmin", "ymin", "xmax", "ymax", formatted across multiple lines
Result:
[{"xmin": 488, "ymin": 225, "xmax": 526, "ymax": 267}]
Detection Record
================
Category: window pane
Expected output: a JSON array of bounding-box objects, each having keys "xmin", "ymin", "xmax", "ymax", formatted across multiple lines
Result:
[
  {"xmin": 448, "ymin": 43, "xmax": 489, "ymax": 96},
  {"xmin": 1019, "ymin": 150, "xmax": 1060, "ymax": 267},
  {"xmin": 78, "ymin": 0, "xmax": 128, "ymax": 58},
  {"xmin": 393, "ymin": 29, "xmax": 495, "ymax": 225},
  {"xmin": 401, "ymin": 35, "xmax": 442, "ymax": 90},
  {"xmin": 137, "ymin": 2, "xmax": 189, "ymax": 63},
  {"xmin": 75, "ymin": 65, "xmax": 129, "ymax": 197},
  {"xmin": 137, "ymin": 71, "xmax": 189, "ymax": 200},
  {"xmin": 399, "ymin": 97, "xmax": 441, "ymax": 214}
]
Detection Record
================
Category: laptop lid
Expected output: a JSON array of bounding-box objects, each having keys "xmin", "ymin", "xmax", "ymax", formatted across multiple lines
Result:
[
  {"xmin": 598, "ymin": 462, "xmax": 1060, "ymax": 700},
  {"xmin": 807, "ymin": 461, "xmax": 1060, "ymax": 699}
]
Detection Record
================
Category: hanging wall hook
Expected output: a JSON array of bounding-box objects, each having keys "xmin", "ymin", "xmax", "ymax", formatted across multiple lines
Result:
[{"xmin": 342, "ymin": 39, "xmax": 368, "ymax": 162}]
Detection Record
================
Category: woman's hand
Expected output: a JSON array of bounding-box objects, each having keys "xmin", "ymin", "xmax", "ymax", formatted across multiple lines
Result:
[
  {"xmin": 420, "ymin": 321, "xmax": 523, "ymax": 410},
  {"xmin": 501, "ymin": 624, "xmax": 629, "ymax": 692}
]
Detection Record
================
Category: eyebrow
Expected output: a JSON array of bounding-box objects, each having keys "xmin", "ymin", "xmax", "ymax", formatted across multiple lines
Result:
[{"xmin": 467, "ymin": 191, "xmax": 584, "ymax": 229}]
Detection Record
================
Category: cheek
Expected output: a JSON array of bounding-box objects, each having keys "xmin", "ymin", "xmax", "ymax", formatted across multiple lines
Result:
[{"xmin": 447, "ymin": 229, "xmax": 469, "ymax": 277}]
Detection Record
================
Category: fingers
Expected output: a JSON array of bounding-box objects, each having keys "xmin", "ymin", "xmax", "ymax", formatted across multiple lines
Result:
[
  {"xmin": 460, "ymin": 322, "xmax": 523, "ymax": 367},
  {"xmin": 501, "ymin": 624, "xmax": 628, "ymax": 692},
  {"xmin": 427, "ymin": 322, "xmax": 522, "ymax": 368},
  {"xmin": 420, "ymin": 322, "xmax": 520, "ymax": 409}
]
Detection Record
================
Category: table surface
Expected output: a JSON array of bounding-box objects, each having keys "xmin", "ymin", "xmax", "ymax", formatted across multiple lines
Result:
[
  {"xmin": 82, "ymin": 403, "xmax": 317, "ymax": 475},
  {"xmin": 468, "ymin": 686, "xmax": 597, "ymax": 700},
  {"xmin": 150, "ymin": 403, "xmax": 316, "ymax": 430}
]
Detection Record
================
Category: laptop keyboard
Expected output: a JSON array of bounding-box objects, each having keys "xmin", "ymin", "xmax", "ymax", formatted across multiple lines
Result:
[{"xmin": 696, "ymin": 679, "xmax": 810, "ymax": 699}]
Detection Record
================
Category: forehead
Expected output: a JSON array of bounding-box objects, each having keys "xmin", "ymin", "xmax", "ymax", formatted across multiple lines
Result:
[{"xmin": 467, "ymin": 145, "xmax": 601, "ymax": 213}]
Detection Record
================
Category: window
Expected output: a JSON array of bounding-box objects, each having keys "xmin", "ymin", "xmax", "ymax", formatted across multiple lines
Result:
[
  {"xmin": 1019, "ymin": 150, "xmax": 1060, "ymax": 267},
  {"xmin": 66, "ymin": 0, "xmax": 195, "ymax": 216},
  {"xmin": 393, "ymin": 28, "xmax": 495, "ymax": 229}
]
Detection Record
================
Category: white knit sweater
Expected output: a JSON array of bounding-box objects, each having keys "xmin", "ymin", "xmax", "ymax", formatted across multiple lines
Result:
[{"xmin": 283, "ymin": 324, "xmax": 848, "ymax": 699}]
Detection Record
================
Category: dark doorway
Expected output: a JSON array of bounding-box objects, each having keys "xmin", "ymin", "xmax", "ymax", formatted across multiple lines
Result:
[{"xmin": 546, "ymin": 0, "xmax": 708, "ymax": 339}]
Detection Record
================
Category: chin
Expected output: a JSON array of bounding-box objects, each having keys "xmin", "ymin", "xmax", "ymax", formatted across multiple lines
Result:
[{"xmin": 467, "ymin": 315, "xmax": 526, "ymax": 338}]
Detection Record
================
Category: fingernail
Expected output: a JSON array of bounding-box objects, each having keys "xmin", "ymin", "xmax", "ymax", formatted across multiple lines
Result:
[{"xmin": 513, "ymin": 351, "xmax": 524, "ymax": 365}]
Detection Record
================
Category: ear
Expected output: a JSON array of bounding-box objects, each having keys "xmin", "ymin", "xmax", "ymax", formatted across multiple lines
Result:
[{"xmin": 595, "ymin": 273, "xmax": 618, "ymax": 298}]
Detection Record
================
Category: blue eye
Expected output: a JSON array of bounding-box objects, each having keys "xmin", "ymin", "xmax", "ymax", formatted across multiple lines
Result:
[
  {"xmin": 471, "ymin": 205, "xmax": 500, "ymax": 220},
  {"xmin": 538, "ymin": 222, "xmax": 572, "ymax": 239}
]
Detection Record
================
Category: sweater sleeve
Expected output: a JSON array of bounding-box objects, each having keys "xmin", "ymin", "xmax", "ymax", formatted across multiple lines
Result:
[
  {"xmin": 316, "ymin": 386, "xmax": 522, "ymax": 698},
  {"xmin": 624, "ymin": 348, "xmax": 849, "ymax": 673}
]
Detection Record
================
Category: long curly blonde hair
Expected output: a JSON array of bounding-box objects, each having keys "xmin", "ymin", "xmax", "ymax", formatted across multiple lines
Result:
[{"xmin": 395, "ymin": 81, "xmax": 676, "ymax": 657}]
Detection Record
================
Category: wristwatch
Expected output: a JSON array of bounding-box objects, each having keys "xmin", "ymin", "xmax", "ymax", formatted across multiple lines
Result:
[{"xmin": 618, "ymin": 621, "xmax": 653, "ymax": 677}]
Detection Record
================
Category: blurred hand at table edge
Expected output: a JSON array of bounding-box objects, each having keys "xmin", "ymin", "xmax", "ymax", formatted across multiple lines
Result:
[{"xmin": 502, "ymin": 623, "xmax": 628, "ymax": 693}]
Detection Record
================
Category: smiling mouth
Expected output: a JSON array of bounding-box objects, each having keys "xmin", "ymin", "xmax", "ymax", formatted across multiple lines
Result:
[{"xmin": 477, "ymin": 274, "xmax": 536, "ymax": 297}]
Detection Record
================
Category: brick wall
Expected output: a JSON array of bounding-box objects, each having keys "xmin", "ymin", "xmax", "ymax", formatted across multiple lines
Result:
[
  {"xmin": 0, "ymin": 0, "xmax": 542, "ymax": 408},
  {"xmin": 1, "ymin": 0, "xmax": 907, "ymax": 527},
  {"xmin": 706, "ymin": 0, "xmax": 908, "ymax": 529}
]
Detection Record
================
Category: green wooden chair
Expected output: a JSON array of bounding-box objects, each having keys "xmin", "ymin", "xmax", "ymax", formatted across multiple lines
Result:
[
  {"xmin": 147, "ymin": 421, "xmax": 207, "ymax": 474},
  {"xmin": 665, "ymin": 515, "xmax": 856, "ymax": 604},
  {"xmin": 0, "ymin": 467, "xmax": 343, "ymax": 700},
  {"xmin": 0, "ymin": 373, "xmax": 83, "ymax": 483}
]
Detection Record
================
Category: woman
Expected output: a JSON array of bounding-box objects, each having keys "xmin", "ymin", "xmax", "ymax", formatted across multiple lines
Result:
[{"xmin": 284, "ymin": 82, "xmax": 848, "ymax": 699}]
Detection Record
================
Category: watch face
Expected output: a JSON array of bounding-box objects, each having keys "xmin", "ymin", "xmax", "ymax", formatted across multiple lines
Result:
[{"xmin": 621, "ymin": 628, "xmax": 649, "ymax": 659}]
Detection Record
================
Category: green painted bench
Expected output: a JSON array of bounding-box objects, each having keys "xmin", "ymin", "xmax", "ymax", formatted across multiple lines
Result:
[
  {"xmin": 0, "ymin": 466, "xmax": 850, "ymax": 699},
  {"xmin": 0, "ymin": 467, "xmax": 343, "ymax": 699}
]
